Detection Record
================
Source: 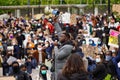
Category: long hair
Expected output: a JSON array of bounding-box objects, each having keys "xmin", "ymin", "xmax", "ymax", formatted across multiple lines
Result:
[{"xmin": 62, "ymin": 53, "xmax": 86, "ymax": 76}]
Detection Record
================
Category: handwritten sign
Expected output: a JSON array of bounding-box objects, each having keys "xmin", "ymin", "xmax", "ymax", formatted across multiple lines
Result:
[{"xmin": 108, "ymin": 29, "xmax": 120, "ymax": 48}]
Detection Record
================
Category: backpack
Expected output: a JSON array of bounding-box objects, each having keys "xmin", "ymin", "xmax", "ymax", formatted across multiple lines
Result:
[{"xmin": 107, "ymin": 60, "xmax": 117, "ymax": 77}]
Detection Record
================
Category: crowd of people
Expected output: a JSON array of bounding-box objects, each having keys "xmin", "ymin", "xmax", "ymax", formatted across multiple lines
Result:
[{"xmin": 0, "ymin": 11, "xmax": 120, "ymax": 80}]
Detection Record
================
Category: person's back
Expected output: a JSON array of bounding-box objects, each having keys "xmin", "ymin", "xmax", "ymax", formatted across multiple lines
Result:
[
  {"xmin": 57, "ymin": 53, "xmax": 89, "ymax": 80},
  {"xmin": 58, "ymin": 71, "xmax": 88, "ymax": 80}
]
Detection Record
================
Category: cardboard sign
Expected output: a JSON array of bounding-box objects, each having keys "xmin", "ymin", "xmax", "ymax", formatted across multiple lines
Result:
[
  {"xmin": 108, "ymin": 30, "xmax": 120, "ymax": 48},
  {"xmin": 70, "ymin": 14, "xmax": 77, "ymax": 25},
  {"xmin": 112, "ymin": 4, "xmax": 120, "ymax": 15},
  {"xmin": 61, "ymin": 12, "xmax": 71, "ymax": 24},
  {"xmin": 0, "ymin": 76, "xmax": 15, "ymax": 80},
  {"xmin": 82, "ymin": 45, "xmax": 98, "ymax": 58}
]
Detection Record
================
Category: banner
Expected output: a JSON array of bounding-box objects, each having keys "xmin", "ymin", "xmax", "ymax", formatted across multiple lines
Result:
[{"xmin": 108, "ymin": 29, "xmax": 120, "ymax": 48}]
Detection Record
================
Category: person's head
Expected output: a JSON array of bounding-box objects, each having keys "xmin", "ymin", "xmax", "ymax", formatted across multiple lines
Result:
[
  {"xmin": 95, "ymin": 54, "xmax": 104, "ymax": 63},
  {"xmin": 45, "ymin": 41, "xmax": 50, "ymax": 47},
  {"xmin": 62, "ymin": 53, "xmax": 86, "ymax": 76},
  {"xmin": 12, "ymin": 61, "xmax": 20, "ymax": 73},
  {"xmin": 6, "ymin": 50, "xmax": 13, "ymax": 57},
  {"xmin": 105, "ymin": 51, "xmax": 112, "ymax": 61},
  {"xmin": 59, "ymin": 32, "xmax": 70, "ymax": 43},
  {"xmin": 40, "ymin": 64, "xmax": 48, "ymax": 76},
  {"xmin": 20, "ymin": 64, "xmax": 27, "ymax": 72},
  {"xmin": 11, "ymin": 38, "xmax": 18, "ymax": 45}
]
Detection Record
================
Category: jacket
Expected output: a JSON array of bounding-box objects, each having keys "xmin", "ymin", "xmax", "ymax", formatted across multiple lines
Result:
[
  {"xmin": 54, "ymin": 43, "xmax": 73, "ymax": 79},
  {"xmin": 112, "ymin": 50, "xmax": 120, "ymax": 79},
  {"xmin": 92, "ymin": 63, "xmax": 107, "ymax": 80},
  {"xmin": 57, "ymin": 72, "xmax": 89, "ymax": 80},
  {"xmin": 9, "ymin": 71, "xmax": 30, "ymax": 80}
]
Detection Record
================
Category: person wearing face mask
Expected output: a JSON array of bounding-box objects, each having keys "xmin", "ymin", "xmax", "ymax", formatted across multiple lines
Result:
[
  {"xmin": 12, "ymin": 38, "xmax": 21, "ymax": 59},
  {"xmin": 92, "ymin": 54, "xmax": 107, "ymax": 80},
  {"xmin": 2, "ymin": 50, "xmax": 13, "ymax": 76},
  {"xmin": 37, "ymin": 43, "xmax": 46, "ymax": 64},
  {"xmin": 97, "ymin": 39, "xmax": 103, "ymax": 52},
  {"xmin": 89, "ymin": 39, "xmax": 96, "ymax": 47},
  {"xmin": 25, "ymin": 54, "xmax": 37, "ymax": 74},
  {"xmin": 9, "ymin": 61, "xmax": 30, "ymax": 80},
  {"xmin": 105, "ymin": 51, "xmax": 112, "ymax": 62},
  {"xmin": 20, "ymin": 64, "xmax": 32, "ymax": 80},
  {"xmin": 45, "ymin": 41, "xmax": 54, "ymax": 61},
  {"xmin": 39, "ymin": 64, "xmax": 51, "ymax": 80}
]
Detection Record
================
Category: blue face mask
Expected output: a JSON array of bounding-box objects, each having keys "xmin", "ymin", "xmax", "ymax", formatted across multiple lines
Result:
[
  {"xmin": 105, "ymin": 55, "xmax": 112, "ymax": 61},
  {"xmin": 96, "ymin": 58, "xmax": 101, "ymax": 63},
  {"xmin": 89, "ymin": 41, "xmax": 93, "ymax": 44},
  {"xmin": 41, "ymin": 70, "xmax": 47, "ymax": 75},
  {"xmin": 82, "ymin": 41, "xmax": 86, "ymax": 44},
  {"xmin": 97, "ymin": 41, "xmax": 101, "ymax": 45}
]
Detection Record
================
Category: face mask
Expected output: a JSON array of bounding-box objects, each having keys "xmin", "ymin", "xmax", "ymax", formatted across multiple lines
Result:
[
  {"xmin": 89, "ymin": 41, "xmax": 93, "ymax": 44},
  {"xmin": 34, "ymin": 40, "xmax": 37, "ymax": 44},
  {"xmin": 45, "ymin": 44, "xmax": 49, "ymax": 47},
  {"xmin": 13, "ymin": 66, "xmax": 20, "ymax": 73},
  {"xmin": 38, "ymin": 48, "xmax": 42, "ymax": 51},
  {"xmin": 78, "ymin": 39, "xmax": 80, "ymax": 42},
  {"xmin": 105, "ymin": 56, "xmax": 112, "ymax": 61},
  {"xmin": 38, "ymin": 24, "xmax": 41, "ymax": 26},
  {"xmin": 41, "ymin": 70, "xmax": 47, "ymax": 75},
  {"xmin": 0, "ymin": 38, "xmax": 2, "ymax": 41},
  {"xmin": 96, "ymin": 58, "xmax": 101, "ymax": 63},
  {"xmin": 98, "ymin": 41, "xmax": 101, "ymax": 45},
  {"xmin": 10, "ymin": 36, "xmax": 13, "ymax": 39},
  {"xmin": 12, "ymin": 43, "xmax": 16, "ymax": 45},
  {"xmin": 112, "ymin": 50, "xmax": 115, "ymax": 53},
  {"xmin": 0, "ymin": 46, "xmax": 2, "ymax": 49},
  {"xmin": 82, "ymin": 41, "xmax": 86, "ymax": 44},
  {"xmin": 39, "ymin": 33, "xmax": 43, "ymax": 37}
]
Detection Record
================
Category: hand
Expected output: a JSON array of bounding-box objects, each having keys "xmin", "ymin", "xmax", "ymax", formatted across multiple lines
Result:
[
  {"xmin": 53, "ymin": 41, "xmax": 58, "ymax": 46},
  {"xmin": 27, "ymin": 58, "xmax": 31, "ymax": 62}
]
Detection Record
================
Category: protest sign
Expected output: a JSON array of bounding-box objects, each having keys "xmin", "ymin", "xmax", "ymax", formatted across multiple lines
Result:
[
  {"xmin": 7, "ymin": 56, "xmax": 17, "ymax": 65},
  {"xmin": 0, "ymin": 76, "xmax": 15, "ymax": 80},
  {"xmin": 70, "ymin": 14, "xmax": 77, "ymax": 25},
  {"xmin": 85, "ymin": 38, "xmax": 99, "ymax": 45},
  {"xmin": 82, "ymin": 45, "xmax": 97, "ymax": 58},
  {"xmin": 108, "ymin": 29, "xmax": 120, "ymax": 48},
  {"xmin": 61, "ymin": 12, "xmax": 71, "ymax": 24}
]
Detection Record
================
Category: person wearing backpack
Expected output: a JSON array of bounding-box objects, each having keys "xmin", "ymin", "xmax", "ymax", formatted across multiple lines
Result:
[
  {"xmin": 92, "ymin": 54, "xmax": 107, "ymax": 80},
  {"xmin": 104, "ymin": 51, "xmax": 117, "ymax": 79}
]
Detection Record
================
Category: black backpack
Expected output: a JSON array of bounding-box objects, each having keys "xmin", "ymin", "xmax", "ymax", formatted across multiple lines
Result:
[{"xmin": 107, "ymin": 60, "xmax": 117, "ymax": 77}]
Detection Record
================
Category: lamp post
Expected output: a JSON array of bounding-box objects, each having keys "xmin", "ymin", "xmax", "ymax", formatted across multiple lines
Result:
[
  {"xmin": 108, "ymin": 0, "xmax": 111, "ymax": 15},
  {"xmin": 27, "ymin": 0, "xmax": 30, "ymax": 17},
  {"xmin": 39, "ymin": 0, "xmax": 41, "ymax": 13},
  {"xmin": 93, "ymin": 0, "xmax": 95, "ymax": 15}
]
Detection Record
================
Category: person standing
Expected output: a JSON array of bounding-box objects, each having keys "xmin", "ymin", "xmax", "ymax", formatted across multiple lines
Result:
[
  {"xmin": 57, "ymin": 53, "xmax": 89, "ymax": 80},
  {"xmin": 53, "ymin": 32, "xmax": 74, "ymax": 79},
  {"xmin": 9, "ymin": 61, "xmax": 30, "ymax": 80}
]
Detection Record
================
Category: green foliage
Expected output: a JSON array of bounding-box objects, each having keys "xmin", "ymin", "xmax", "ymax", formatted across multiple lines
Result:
[
  {"xmin": 0, "ymin": 0, "xmax": 119, "ymax": 5},
  {"xmin": 113, "ymin": 11, "xmax": 120, "ymax": 22}
]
